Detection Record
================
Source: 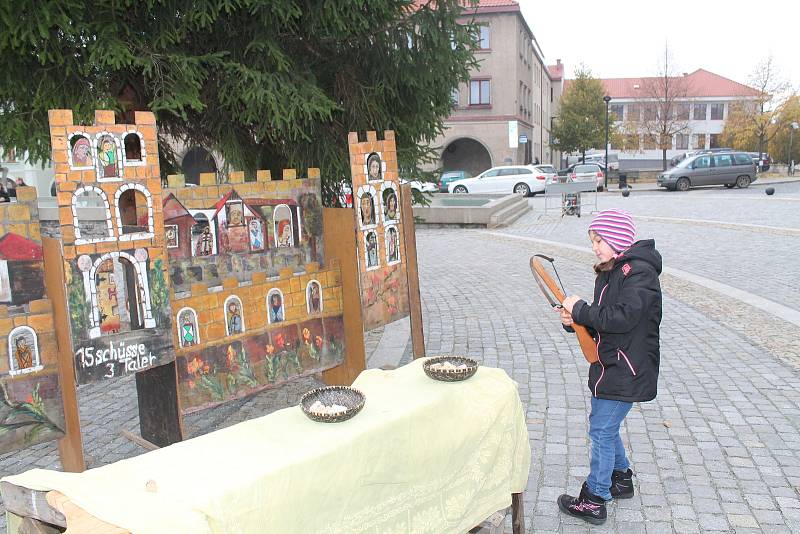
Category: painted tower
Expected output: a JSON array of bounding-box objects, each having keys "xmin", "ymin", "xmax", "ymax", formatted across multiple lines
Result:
[
  {"xmin": 348, "ymin": 131, "xmax": 410, "ymax": 330},
  {"xmin": 48, "ymin": 110, "xmax": 174, "ymax": 384},
  {"xmin": 0, "ymin": 186, "xmax": 65, "ymax": 452}
]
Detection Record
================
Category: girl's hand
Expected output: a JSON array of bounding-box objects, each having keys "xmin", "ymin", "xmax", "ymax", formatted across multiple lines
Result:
[
  {"xmin": 562, "ymin": 295, "xmax": 581, "ymax": 314},
  {"xmin": 557, "ymin": 307, "xmax": 573, "ymax": 326}
]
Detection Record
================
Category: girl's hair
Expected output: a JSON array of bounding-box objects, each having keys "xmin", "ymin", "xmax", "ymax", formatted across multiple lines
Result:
[{"xmin": 593, "ymin": 258, "xmax": 615, "ymax": 274}]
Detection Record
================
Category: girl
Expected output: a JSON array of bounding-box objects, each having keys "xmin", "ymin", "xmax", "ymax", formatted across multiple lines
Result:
[{"xmin": 556, "ymin": 208, "xmax": 662, "ymax": 525}]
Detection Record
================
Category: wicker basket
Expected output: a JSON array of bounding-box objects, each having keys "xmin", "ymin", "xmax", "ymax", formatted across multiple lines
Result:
[
  {"xmin": 423, "ymin": 356, "xmax": 479, "ymax": 382},
  {"xmin": 300, "ymin": 386, "xmax": 366, "ymax": 423}
]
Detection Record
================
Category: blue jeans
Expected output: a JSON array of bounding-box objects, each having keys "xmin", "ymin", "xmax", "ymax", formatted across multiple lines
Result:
[{"xmin": 587, "ymin": 397, "xmax": 633, "ymax": 500}]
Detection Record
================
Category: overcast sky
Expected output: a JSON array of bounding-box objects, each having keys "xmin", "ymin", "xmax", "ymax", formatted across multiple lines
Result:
[{"xmin": 518, "ymin": 0, "xmax": 800, "ymax": 88}]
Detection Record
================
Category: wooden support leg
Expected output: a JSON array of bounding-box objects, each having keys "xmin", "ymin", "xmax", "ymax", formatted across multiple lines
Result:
[
  {"xmin": 135, "ymin": 362, "xmax": 183, "ymax": 447},
  {"xmin": 511, "ymin": 492, "xmax": 524, "ymax": 534}
]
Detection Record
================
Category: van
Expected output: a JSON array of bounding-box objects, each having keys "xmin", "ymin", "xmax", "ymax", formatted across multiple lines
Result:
[{"xmin": 657, "ymin": 151, "xmax": 756, "ymax": 191}]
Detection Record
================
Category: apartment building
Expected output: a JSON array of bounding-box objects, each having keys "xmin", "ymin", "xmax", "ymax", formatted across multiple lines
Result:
[
  {"xmin": 429, "ymin": 0, "xmax": 559, "ymax": 177},
  {"xmin": 596, "ymin": 69, "xmax": 762, "ymax": 169}
]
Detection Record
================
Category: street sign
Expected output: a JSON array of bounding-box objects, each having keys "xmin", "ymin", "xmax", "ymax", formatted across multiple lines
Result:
[
  {"xmin": 508, "ymin": 121, "xmax": 518, "ymax": 148},
  {"xmin": 519, "ymin": 134, "xmax": 528, "ymax": 144}
]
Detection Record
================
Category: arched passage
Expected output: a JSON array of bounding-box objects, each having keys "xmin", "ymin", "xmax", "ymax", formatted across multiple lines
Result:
[
  {"xmin": 181, "ymin": 147, "xmax": 218, "ymax": 185},
  {"xmin": 441, "ymin": 137, "xmax": 492, "ymax": 177}
]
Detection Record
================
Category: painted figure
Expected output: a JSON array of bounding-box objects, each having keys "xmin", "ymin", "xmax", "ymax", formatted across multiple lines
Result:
[
  {"xmin": 366, "ymin": 231, "xmax": 379, "ymax": 268},
  {"xmin": 308, "ymin": 282, "xmax": 321, "ymax": 313},
  {"xmin": 269, "ymin": 292, "xmax": 284, "ymax": 323},
  {"xmin": 14, "ymin": 336, "xmax": 33, "ymax": 371},
  {"xmin": 97, "ymin": 270, "xmax": 121, "ymax": 334},
  {"xmin": 360, "ymin": 193, "xmax": 375, "ymax": 226},
  {"xmin": 277, "ymin": 220, "xmax": 292, "ymax": 248},
  {"xmin": 181, "ymin": 315, "xmax": 196, "ymax": 346},
  {"xmin": 226, "ymin": 202, "xmax": 244, "ymax": 227},
  {"xmin": 97, "ymin": 136, "xmax": 117, "ymax": 178},
  {"xmin": 367, "ymin": 153, "xmax": 382, "ymax": 181},
  {"xmin": 195, "ymin": 225, "xmax": 214, "ymax": 256},
  {"xmin": 384, "ymin": 189, "xmax": 398, "ymax": 220},
  {"xmin": 72, "ymin": 137, "xmax": 92, "ymax": 167},
  {"xmin": 387, "ymin": 227, "xmax": 399, "ymax": 263},
  {"xmin": 228, "ymin": 301, "xmax": 243, "ymax": 334},
  {"xmin": 249, "ymin": 219, "xmax": 264, "ymax": 250}
]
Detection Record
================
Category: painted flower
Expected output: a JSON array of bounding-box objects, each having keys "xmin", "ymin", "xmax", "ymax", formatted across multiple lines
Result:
[
  {"xmin": 274, "ymin": 333, "xmax": 285, "ymax": 350},
  {"xmin": 302, "ymin": 328, "xmax": 311, "ymax": 342},
  {"xmin": 188, "ymin": 357, "xmax": 204, "ymax": 376},
  {"xmin": 315, "ymin": 335, "xmax": 323, "ymax": 349},
  {"xmin": 25, "ymin": 394, "xmax": 33, "ymax": 404},
  {"xmin": 265, "ymin": 344, "xmax": 275, "ymax": 356}
]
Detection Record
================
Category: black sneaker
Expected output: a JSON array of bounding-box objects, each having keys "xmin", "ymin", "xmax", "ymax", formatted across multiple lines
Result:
[
  {"xmin": 557, "ymin": 482, "xmax": 607, "ymax": 525},
  {"xmin": 610, "ymin": 468, "xmax": 634, "ymax": 499}
]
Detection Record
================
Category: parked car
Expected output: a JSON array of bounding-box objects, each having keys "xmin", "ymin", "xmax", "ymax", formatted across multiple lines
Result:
[
  {"xmin": 670, "ymin": 148, "xmax": 735, "ymax": 168},
  {"xmin": 400, "ymin": 178, "xmax": 437, "ymax": 194},
  {"xmin": 569, "ymin": 164, "xmax": 606, "ymax": 191},
  {"xmin": 438, "ymin": 170, "xmax": 470, "ymax": 192},
  {"xmin": 448, "ymin": 165, "xmax": 547, "ymax": 196},
  {"xmin": 581, "ymin": 153, "xmax": 620, "ymax": 172},
  {"xmin": 657, "ymin": 151, "xmax": 756, "ymax": 191},
  {"xmin": 559, "ymin": 161, "xmax": 607, "ymax": 177},
  {"xmin": 534, "ymin": 164, "xmax": 558, "ymax": 185},
  {"xmin": 746, "ymin": 152, "xmax": 771, "ymax": 172}
]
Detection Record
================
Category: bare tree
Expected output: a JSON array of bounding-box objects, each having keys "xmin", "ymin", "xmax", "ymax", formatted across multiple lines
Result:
[
  {"xmin": 634, "ymin": 45, "xmax": 691, "ymax": 171},
  {"xmin": 746, "ymin": 56, "xmax": 794, "ymax": 162}
]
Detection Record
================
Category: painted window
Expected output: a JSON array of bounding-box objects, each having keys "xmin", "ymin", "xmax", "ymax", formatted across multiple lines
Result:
[
  {"xmin": 68, "ymin": 133, "xmax": 93, "ymax": 169},
  {"xmin": 273, "ymin": 204, "xmax": 294, "ymax": 248},
  {"xmin": 72, "ymin": 186, "xmax": 114, "ymax": 242},
  {"xmin": 176, "ymin": 307, "xmax": 200, "ymax": 347},
  {"xmin": 8, "ymin": 326, "xmax": 42, "ymax": 376},
  {"xmin": 122, "ymin": 132, "xmax": 146, "ymax": 165},
  {"xmin": 306, "ymin": 280, "xmax": 323, "ymax": 315},
  {"xmin": 224, "ymin": 295, "xmax": 245, "ymax": 335},
  {"xmin": 382, "ymin": 185, "xmax": 399, "ymax": 222},
  {"xmin": 95, "ymin": 133, "xmax": 122, "ymax": 180},
  {"xmin": 118, "ymin": 189, "xmax": 149, "ymax": 234},
  {"xmin": 385, "ymin": 225, "xmax": 401, "ymax": 265},
  {"xmin": 192, "ymin": 213, "xmax": 216, "ymax": 256},
  {"xmin": 267, "ymin": 289, "xmax": 285, "ymax": 324},
  {"xmin": 165, "ymin": 225, "xmax": 179, "ymax": 248},
  {"xmin": 364, "ymin": 230, "xmax": 380, "ymax": 270}
]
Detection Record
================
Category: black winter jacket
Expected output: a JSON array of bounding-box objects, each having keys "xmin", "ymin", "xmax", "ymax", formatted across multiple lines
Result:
[{"xmin": 571, "ymin": 240, "xmax": 663, "ymax": 402}]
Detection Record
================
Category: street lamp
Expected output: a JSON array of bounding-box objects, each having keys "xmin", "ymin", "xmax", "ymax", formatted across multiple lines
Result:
[
  {"xmin": 789, "ymin": 122, "xmax": 799, "ymax": 176},
  {"xmin": 603, "ymin": 95, "xmax": 612, "ymax": 189}
]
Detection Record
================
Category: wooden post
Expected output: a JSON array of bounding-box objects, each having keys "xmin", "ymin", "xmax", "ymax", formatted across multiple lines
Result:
[
  {"xmin": 321, "ymin": 208, "xmax": 366, "ymax": 385},
  {"xmin": 135, "ymin": 362, "xmax": 183, "ymax": 447},
  {"xmin": 400, "ymin": 184, "xmax": 425, "ymax": 359},
  {"xmin": 512, "ymin": 492, "xmax": 525, "ymax": 534},
  {"xmin": 41, "ymin": 238, "xmax": 85, "ymax": 472}
]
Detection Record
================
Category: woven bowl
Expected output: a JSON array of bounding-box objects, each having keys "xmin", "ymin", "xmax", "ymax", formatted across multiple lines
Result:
[
  {"xmin": 300, "ymin": 386, "xmax": 365, "ymax": 423},
  {"xmin": 423, "ymin": 355, "xmax": 479, "ymax": 382}
]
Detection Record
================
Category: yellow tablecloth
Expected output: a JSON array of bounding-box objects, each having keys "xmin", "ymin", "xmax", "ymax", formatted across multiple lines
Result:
[{"xmin": 3, "ymin": 358, "xmax": 531, "ymax": 533}]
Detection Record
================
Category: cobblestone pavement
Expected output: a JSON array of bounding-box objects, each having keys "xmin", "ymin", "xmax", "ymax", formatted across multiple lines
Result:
[
  {"xmin": 417, "ymin": 227, "xmax": 800, "ymax": 533},
  {"xmin": 3, "ymin": 186, "xmax": 800, "ymax": 533}
]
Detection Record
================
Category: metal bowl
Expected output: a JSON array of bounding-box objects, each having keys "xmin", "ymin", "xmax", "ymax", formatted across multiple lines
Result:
[
  {"xmin": 423, "ymin": 355, "xmax": 479, "ymax": 382},
  {"xmin": 300, "ymin": 386, "xmax": 365, "ymax": 423}
]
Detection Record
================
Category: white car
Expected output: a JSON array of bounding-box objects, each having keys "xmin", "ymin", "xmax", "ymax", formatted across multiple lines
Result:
[
  {"xmin": 570, "ymin": 164, "xmax": 605, "ymax": 191},
  {"xmin": 534, "ymin": 164, "xmax": 558, "ymax": 185},
  {"xmin": 447, "ymin": 165, "xmax": 547, "ymax": 196},
  {"xmin": 400, "ymin": 178, "xmax": 438, "ymax": 194}
]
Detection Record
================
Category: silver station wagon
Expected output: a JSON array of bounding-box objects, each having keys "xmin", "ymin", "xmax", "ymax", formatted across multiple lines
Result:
[{"xmin": 658, "ymin": 151, "xmax": 757, "ymax": 191}]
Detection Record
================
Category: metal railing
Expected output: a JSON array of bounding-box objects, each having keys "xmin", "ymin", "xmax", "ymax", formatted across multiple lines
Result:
[{"xmin": 543, "ymin": 180, "xmax": 599, "ymax": 217}]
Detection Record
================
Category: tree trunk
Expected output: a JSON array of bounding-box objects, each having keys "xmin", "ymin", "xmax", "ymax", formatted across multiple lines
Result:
[{"xmin": 662, "ymin": 148, "xmax": 668, "ymax": 171}]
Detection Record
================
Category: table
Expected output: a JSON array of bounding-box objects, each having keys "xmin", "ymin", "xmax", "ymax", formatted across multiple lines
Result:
[{"xmin": 3, "ymin": 358, "xmax": 531, "ymax": 533}]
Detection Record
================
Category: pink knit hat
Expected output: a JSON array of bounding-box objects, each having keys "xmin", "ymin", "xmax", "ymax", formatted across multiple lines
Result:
[{"xmin": 588, "ymin": 209, "xmax": 636, "ymax": 252}]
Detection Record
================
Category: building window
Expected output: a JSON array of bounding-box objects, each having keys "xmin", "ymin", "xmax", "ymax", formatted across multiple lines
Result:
[
  {"xmin": 478, "ymin": 25, "xmax": 490, "ymax": 49},
  {"xmin": 609, "ymin": 104, "xmax": 624, "ymax": 121},
  {"xmin": 675, "ymin": 133, "xmax": 689, "ymax": 150},
  {"xmin": 643, "ymin": 105, "xmax": 657, "ymax": 121},
  {"xmin": 674, "ymin": 104, "xmax": 690, "ymax": 120},
  {"xmin": 709, "ymin": 133, "xmax": 721, "ymax": 149},
  {"xmin": 470, "ymin": 79, "xmax": 491, "ymax": 106},
  {"xmin": 627, "ymin": 105, "xmax": 639, "ymax": 122},
  {"xmin": 710, "ymin": 103, "xmax": 724, "ymax": 120},
  {"xmin": 693, "ymin": 104, "xmax": 707, "ymax": 121},
  {"xmin": 451, "ymin": 88, "xmax": 459, "ymax": 107},
  {"xmin": 693, "ymin": 134, "xmax": 707, "ymax": 150}
]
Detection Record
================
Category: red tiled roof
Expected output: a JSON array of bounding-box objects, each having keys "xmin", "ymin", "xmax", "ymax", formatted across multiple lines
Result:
[
  {"xmin": 564, "ymin": 69, "xmax": 761, "ymax": 99},
  {"xmin": 162, "ymin": 193, "xmax": 192, "ymax": 221},
  {"xmin": 0, "ymin": 233, "xmax": 42, "ymax": 261},
  {"xmin": 411, "ymin": 0, "xmax": 518, "ymax": 11},
  {"xmin": 547, "ymin": 63, "xmax": 564, "ymax": 81}
]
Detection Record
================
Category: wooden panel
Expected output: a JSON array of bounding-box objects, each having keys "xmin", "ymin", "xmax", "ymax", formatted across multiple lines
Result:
[
  {"xmin": 400, "ymin": 184, "xmax": 425, "ymax": 359},
  {"xmin": 47, "ymin": 491, "xmax": 129, "ymax": 533},
  {"xmin": 512, "ymin": 492, "xmax": 525, "ymax": 534},
  {"xmin": 42, "ymin": 238, "xmax": 85, "ymax": 472},
  {"xmin": 0, "ymin": 481, "xmax": 66, "ymax": 528},
  {"xmin": 135, "ymin": 361, "xmax": 183, "ymax": 447},
  {"xmin": 321, "ymin": 208, "xmax": 365, "ymax": 385}
]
